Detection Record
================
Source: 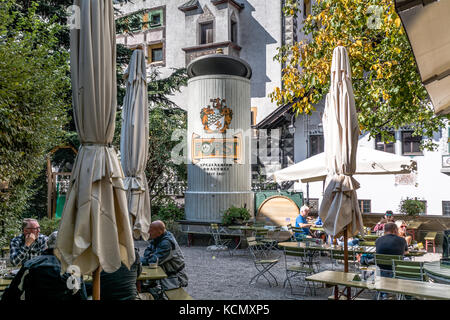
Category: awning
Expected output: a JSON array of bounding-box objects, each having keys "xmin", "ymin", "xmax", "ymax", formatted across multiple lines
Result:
[{"xmin": 395, "ymin": 0, "xmax": 450, "ymax": 115}]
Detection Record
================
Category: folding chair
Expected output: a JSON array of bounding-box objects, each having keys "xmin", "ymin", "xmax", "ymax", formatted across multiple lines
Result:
[
  {"xmin": 330, "ymin": 248, "xmax": 360, "ymax": 272},
  {"xmin": 374, "ymin": 253, "xmax": 403, "ymax": 300},
  {"xmin": 392, "ymin": 260, "xmax": 425, "ymax": 300},
  {"xmin": 283, "ymin": 247, "xmax": 316, "ymax": 296},
  {"xmin": 247, "ymin": 237, "xmax": 279, "ymax": 287},
  {"xmin": 207, "ymin": 223, "xmax": 232, "ymax": 257}
]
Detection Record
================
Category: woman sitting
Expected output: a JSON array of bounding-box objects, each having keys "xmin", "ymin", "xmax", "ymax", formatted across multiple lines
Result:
[{"xmin": 395, "ymin": 220, "xmax": 412, "ymax": 246}]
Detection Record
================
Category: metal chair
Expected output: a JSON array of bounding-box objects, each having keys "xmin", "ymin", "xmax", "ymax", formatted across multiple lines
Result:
[
  {"xmin": 207, "ymin": 223, "xmax": 232, "ymax": 257},
  {"xmin": 392, "ymin": 260, "xmax": 425, "ymax": 300},
  {"xmin": 247, "ymin": 237, "xmax": 279, "ymax": 287},
  {"xmin": 374, "ymin": 253, "xmax": 403, "ymax": 300},
  {"xmin": 283, "ymin": 247, "xmax": 316, "ymax": 296},
  {"xmin": 330, "ymin": 248, "xmax": 360, "ymax": 272}
]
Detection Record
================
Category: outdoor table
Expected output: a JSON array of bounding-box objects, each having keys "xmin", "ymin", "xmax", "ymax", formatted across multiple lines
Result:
[
  {"xmin": 306, "ymin": 270, "xmax": 450, "ymax": 300},
  {"xmin": 406, "ymin": 221, "xmax": 422, "ymax": 241},
  {"xmin": 310, "ymin": 226, "xmax": 324, "ymax": 232},
  {"xmin": 136, "ymin": 266, "xmax": 167, "ymax": 293},
  {"xmin": 424, "ymin": 261, "xmax": 450, "ymax": 284},
  {"xmin": 0, "ymin": 278, "xmax": 12, "ymax": 292}
]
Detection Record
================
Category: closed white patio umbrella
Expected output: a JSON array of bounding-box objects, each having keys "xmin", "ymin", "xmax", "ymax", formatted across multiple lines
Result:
[
  {"xmin": 319, "ymin": 46, "xmax": 363, "ymax": 239},
  {"xmin": 120, "ymin": 49, "xmax": 151, "ymax": 240},
  {"xmin": 55, "ymin": 0, "xmax": 135, "ymax": 300}
]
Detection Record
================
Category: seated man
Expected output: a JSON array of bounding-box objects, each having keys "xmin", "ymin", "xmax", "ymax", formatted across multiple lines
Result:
[
  {"xmin": 294, "ymin": 205, "xmax": 313, "ymax": 240},
  {"xmin": 141, "ymin": 221, "xmax": 188, "ymax": 299},
  {"xmin": 9, "ymin": 218, "xmax": 48, "ymax": 267},
  {"xmin": 375, "ymin": 222, "xmax": 408, "ymax": 277},
  {"xmin": 2, "ymin": 231, "xmax": 87, "ymax": 301},
  {"xmin": 99, "ymin": 247, "xmax": 142, "ymax": 300}
]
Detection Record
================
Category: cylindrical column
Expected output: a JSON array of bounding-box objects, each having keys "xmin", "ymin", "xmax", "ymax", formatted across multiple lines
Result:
[{"xmin": 185, "ymin": 54, "xmax": 253, "ymax": 222}]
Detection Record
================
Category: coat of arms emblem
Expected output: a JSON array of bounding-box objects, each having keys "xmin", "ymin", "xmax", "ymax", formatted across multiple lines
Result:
[{"xmin": 200, "ymin": 98, "xmax": 233, "ymax": 133}]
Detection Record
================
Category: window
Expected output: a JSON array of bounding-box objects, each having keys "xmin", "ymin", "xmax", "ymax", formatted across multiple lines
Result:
[
  {"xmin": 402, "ymin": 131, "xmax": 422, "ymax": 155},
  {"xmin": 375, "ymin": 132, "xmax": 395, "ymax": 153},
  {"xmin": 150, "ymin": 12, "xmax": 161, "ymax": 26},
  {"xmin": 251, "ymin": 107, "xmax": 257, "ymax": 126},
  {"xmin": 148, "ymin": 43, "xmax": 163, "ymax": 64},
  {"xmin": 303, "ymin": 0, "xmax": 312, "ymax": 19},
  {"xmin": 358, "ymin": 200, "xmax": 371, "ymax": 213},
  {"xmin": 307, "ymin": 198, "xmax": 319, "ymax": 215},
  {"xmin": 443, "ymin": 201, "xmax": 450, "ymax": 216},
  {"xmin": 231, "ymin": 20, "xmax": 238, "ymax": 43},
  {"xmin": 309, "ymin": 134, "xmax": 324, "ymax": 156},
  {"xmin": 200, "ymin": 22, "xmax": 214, "ymax": 44}
]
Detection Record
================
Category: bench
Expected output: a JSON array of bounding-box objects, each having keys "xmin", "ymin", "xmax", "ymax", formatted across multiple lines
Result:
[
  {"xmin": 424, "ymin": 232, "xmax": 437, "ymax": 253},
  {"xmin": 164, "ymin": 288, "xmax": 193, "ymax": 300}
]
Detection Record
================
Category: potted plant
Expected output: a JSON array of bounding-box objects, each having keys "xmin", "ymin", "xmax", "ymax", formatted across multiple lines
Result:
[
  {"xmin": 398, "ymin": 197, "xmax": 426, "ymax": 216},
  {"xmin": 222, "ymin": 206, "xmax": 251, "ymax": 225}
]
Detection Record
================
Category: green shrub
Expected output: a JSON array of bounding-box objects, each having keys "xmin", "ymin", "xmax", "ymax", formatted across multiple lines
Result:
[
  {"xmin": 222, "ymin": 206, "xmax": 251, "ymax": 225},
  {"xmin": 151, "ymin": 200, "xmax": 184, "ymax": 234},
  {"xmin": 38, "ymin": 217, "xmax": 61, "ymax": 236},
  {"xmin": 398, "ymin": 198, "xmax": 426, "ymax": 216}
]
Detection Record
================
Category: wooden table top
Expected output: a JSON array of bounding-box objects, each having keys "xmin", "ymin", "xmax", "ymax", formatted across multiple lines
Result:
[
  {"xmin": 138, "ymin": 266, "xmax": 167, "ymax": 281},
  {"xmin": 306, "ymin": 270, "xmax": 450, "ymax": 300},
  {"xmin": 407, "ymin": 221, "xmax": 423, "ymax": 229}
]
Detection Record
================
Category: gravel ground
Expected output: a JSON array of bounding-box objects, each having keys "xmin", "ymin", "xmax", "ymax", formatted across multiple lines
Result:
[{"xmin": 135, "ymin": 241, "xmax": 441, "ymax": 300}]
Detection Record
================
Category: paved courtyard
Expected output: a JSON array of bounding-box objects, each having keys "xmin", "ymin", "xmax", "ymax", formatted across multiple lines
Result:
[{"xmin": 136, "ymin": 241, "xmax": 441, "ymax": 300}]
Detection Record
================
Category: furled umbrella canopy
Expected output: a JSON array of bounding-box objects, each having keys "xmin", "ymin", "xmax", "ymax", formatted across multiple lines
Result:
[
  {"xmin": 120, "ymin": 49, "xmax": 151, "ymax": 240},
  {"xmin": 55, "ymin": 0, "xmax": 135, "ymax": 275},
  {"xmin": 318, "ymin": 46, "xmax": 363, "ymax": 238}
]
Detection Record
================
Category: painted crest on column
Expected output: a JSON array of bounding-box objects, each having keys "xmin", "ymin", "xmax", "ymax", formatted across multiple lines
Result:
[{"xmin": 200, "ymin": 98, "xmax": 233, "ymax": 133}]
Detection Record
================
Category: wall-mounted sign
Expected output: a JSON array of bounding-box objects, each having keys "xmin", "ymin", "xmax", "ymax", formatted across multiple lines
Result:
[
  {"xmin": 200, "ymin": 98, "xmax": 233, "ymax": 133},
  {"xmin": 191, "ymin": 132, "xmax": 242, "ymax": 164}
]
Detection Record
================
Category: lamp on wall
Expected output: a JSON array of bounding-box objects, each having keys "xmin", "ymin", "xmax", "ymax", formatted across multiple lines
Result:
[{"xmin": 288, "ymin": 114, "xmax": 296, "ymax": 134}]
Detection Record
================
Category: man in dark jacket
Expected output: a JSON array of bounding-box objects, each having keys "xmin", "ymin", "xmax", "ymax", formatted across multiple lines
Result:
[
  {"xmin": 141, "ymin": 220, "xmax": 188, "ymax": 299},
  {"xmin": 2, "ymin": 231, "xmax": 87, "ymax": 301}
]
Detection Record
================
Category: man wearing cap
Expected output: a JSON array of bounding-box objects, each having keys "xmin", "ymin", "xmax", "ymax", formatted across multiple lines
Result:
[
  {"xmin": 373, "ymin": 210, "xmax": 395, "ymax": 233},
  {"xmin": 2, "ymin": 231, "xmax": 87, "ymax": 301},
  {"xmin": 9, "ymin": 218, "xmax": 48, "ymax": 266}
]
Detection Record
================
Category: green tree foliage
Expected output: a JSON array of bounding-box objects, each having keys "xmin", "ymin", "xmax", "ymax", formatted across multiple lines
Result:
[
  {"xmin": 271, "ymin": 0, "xmax": 450, "ymax": 148},
  {"xmin": 0, "ymin": 0, "xmax": 70, "ymax": 246}
]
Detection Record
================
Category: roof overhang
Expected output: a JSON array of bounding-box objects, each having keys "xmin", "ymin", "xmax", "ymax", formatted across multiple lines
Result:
[{"xmin": 395, "ymin": 0, "xmax": 450, "ymax": 115}]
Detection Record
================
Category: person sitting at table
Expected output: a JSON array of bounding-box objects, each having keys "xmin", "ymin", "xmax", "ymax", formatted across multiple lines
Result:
[
  {"xmin": 295, "ymin": 205, "xmax": 313, "ymax": 240},
  {"xmin": 395, "ymin": 220, "xmax": 412, "ymax": 246},
  {"xmin": 98, "ymin": 247, "xmax": 142, "ymax": 300},
  {"xmin": 311, "ymin": 216, "xmax": 327, "ymax": 243},
  {"xmin": 141, "ymin": 220, "xmax": 188, "ymax": 299},
  {"xmin": 373, "ymin": 210, "xmax": 395, "ymax": 233},
  {"xmin": 336, "ymin": 236, "xmax": 360, "ymax": 247},
  {"xmin": 375, "ymin": 222, "xmax": 408, "ymax": 276},
  {"xmin": 2, "ymin": 231, "xmax": 87, "ymax": 301},
  {"xmin": 9, "ymin": 218, "xmax": 48, "ymax": 267}
]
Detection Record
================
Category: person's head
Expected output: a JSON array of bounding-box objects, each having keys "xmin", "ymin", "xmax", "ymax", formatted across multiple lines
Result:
[
  {"xmin": 300, "ymin": 205, "xmax": 310, "ymax": 217},
  {"xmin": 395, "ymin": 220, "xmax": 407, "ymax": 235},
  {"xmin": 384, "ymin": 222, "xmax": 398, "ymax": 235},
  {"xmin": 149, "ymin": 220, "xmax": 166, "ymax": 240},
  {"xmin": 22, "ymin": 218, "xmax": 40, "ymax": 237},
  {"xmin": 384, "ymin": 210, "xmax": 394, "ymax": 221}
]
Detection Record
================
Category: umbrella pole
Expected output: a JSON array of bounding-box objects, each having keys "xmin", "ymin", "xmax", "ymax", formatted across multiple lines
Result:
[
  {"xmin": 93, "ymin": 267, "xmax": 101, "ymax": 300},
  {"xmin": 343, "ymin": 226, "xmax": 351, "ymax": 300}
]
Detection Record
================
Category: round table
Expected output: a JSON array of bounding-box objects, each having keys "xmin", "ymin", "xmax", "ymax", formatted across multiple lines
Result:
[{"xmin": 424, "ymin": 261, "xmax": 450, "ymax": 284}]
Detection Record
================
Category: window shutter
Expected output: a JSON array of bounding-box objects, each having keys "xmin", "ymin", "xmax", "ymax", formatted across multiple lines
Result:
[{"xmin": 206, "ymin": 29, "xmax": 213, "ymax": 44}]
